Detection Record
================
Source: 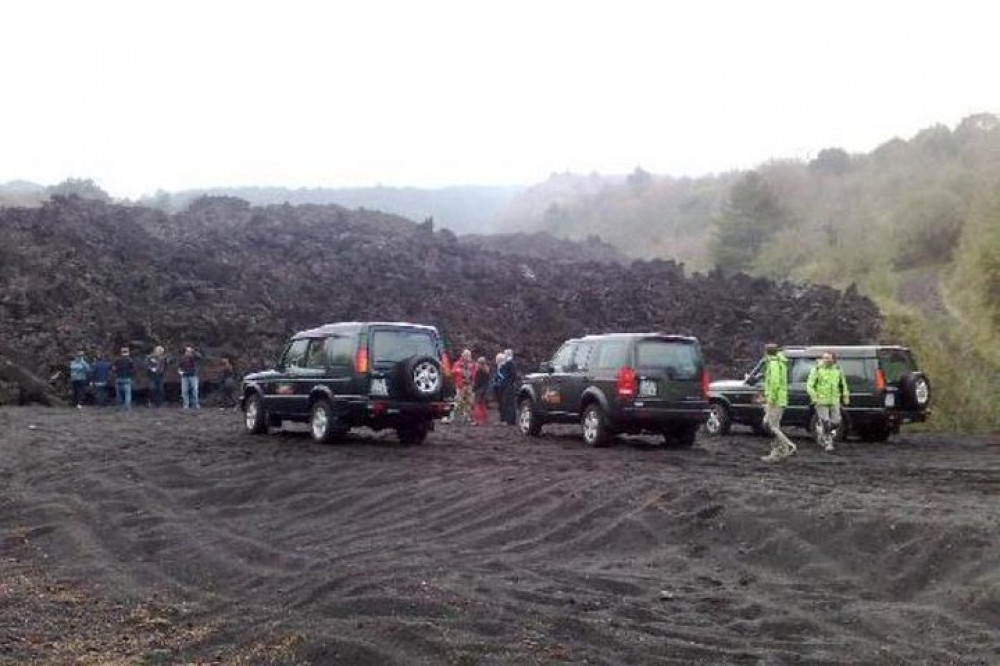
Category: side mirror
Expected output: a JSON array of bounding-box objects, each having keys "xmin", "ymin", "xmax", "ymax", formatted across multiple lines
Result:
[
  {"xmin": 539, "ymin": 361, "xmax": 554, "ymax": 374},
  {"xmin": 745, "ymin": 374, "xmax": 760, "ymax": 386}
]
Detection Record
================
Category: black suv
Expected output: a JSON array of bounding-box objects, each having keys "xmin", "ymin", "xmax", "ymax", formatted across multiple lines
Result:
[
  {"xmin": 241, "ymin": 322, "xmax": 452, "ymax": 444},
  {"xmin": 516, "ymin": 333, "xmax": 710, "ymax": 447},
  {"xmin": 706, "ymin": 345, "xmax": 931, "ymax": 441}
]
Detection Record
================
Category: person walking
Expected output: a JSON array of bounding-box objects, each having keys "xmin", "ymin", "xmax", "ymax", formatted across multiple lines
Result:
[
  {"xmin": 91, "ymin": 354, "xmax": 112, "ymax": 406},
  {"xmin": 759, "ymin": 343, "xmax": 796, "ymax": 462},
  {"xmin": 472, "ymin": 356, "xmax": 491, "ymax": 426},
  {"xmin": 68, "ymin": 349, "xmax": 91, "ymax": 408},
  {"xmin": 806, "ymin": 351, "xmax": 851, "ymax": 451},
  {"xmin": 112, "ymin": 346, "xmax": 134, "ymax": 410},
  {"xmin": 178, "ymin": 346, "xmax": 202, "ymax": 409},
  {"xmin": 449, "ymin": 349, "xmax": 476, "ymax": 425},
  {"xmin": 146, "ymin": 346, "xmax": 166, "ymax": 407}
]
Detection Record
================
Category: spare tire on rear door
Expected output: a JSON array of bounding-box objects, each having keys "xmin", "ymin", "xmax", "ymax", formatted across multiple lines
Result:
[
  {"xmin": 399, "ymin": 355, "xmax": 443, "ymax": 401},
  {"xmin": 899, "ymin": 372, "xmax": 931, "ymax": 410}
]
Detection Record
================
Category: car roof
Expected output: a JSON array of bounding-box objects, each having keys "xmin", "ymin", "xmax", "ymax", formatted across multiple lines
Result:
[
  {"xmin": 781, "ymin": 345, "xmax": 910, "ymax": 358},
  {"xmin": 574, "ymin": 332, "xmax": 700, "ymax": 343},
  {"xmin": 292, "ymin": 321, "xmax": 439, "ymax": 339}
]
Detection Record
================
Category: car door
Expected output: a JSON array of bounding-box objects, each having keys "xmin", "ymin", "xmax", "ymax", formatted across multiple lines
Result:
[
  {"xmin": 727, "ymin": 358, "xmax": 765, "ymax": 426},
  {"xmin": 785, "ymin": 357, "xmax": 816, "ymax": 426},
  {"xmin": 561, "ymin": 340, "xmax": 596, "ymax": 416},
  {"xmin": 632, "ymin": 337, "xmax": 704, "ymax": 408},
  {"xmin": 537, "ymin": 341, "xmax": 577, "ymax": 418},
  {"xmin": 264, "ymin": 338, "xmax": 310, "ymax": 416},
  {"xmin": 291, "ymin": 338, "xmax": 331, "ymax": 415}
]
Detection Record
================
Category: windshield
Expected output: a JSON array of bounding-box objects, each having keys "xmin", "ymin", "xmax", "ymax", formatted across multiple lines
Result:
[
  {"xmin": 371, "ymin": 329, "xmax": 437, "ymax": 363},
  {"xmin": 636, "ymin": 340, "xmax": 702, "ymax": 380}
]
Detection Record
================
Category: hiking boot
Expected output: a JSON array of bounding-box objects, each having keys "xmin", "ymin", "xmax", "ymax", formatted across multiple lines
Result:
[
  {"xmin": 780, "ymin": 442, "xmax": 797, "ymax": 458},
  {"xmin": 761, "ymin": 450, "xmax": 783, "ymax": 463},
  {"xmin": 823, "ymin": 440, "xmax": 835, "ymax": 452}
]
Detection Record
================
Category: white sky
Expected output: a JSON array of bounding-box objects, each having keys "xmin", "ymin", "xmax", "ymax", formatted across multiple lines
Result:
[{"xmin": 2, "ymin": 0, "xmax": 998, "ymax": 197}]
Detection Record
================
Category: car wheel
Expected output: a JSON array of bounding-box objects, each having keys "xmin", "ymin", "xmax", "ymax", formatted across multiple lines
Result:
[
  {"xmin": 244, "ymin": 393, "xmax": 268, "ymax": 435},
  {"xmin": 901, "ymin": 373, "xmax": 932, "ymax": 410},
  {"xmin": 310, "ymin": 399, "xmax": 339, "ymax": 444},
  {"xmin": 704, "ymin": 402, "xmax": 731, "ymax": 436},
  {"xmin": 581, "ymin": 404, "xmax": 611, "ymax": 447},
  {"xmin": 664, "ymin": 424, "xmax": 699, "ymax": 448},
  {"xmin": 402, "ymin": 355, "xmax": 443, "ymax": 401},
  {"xmin": 397, "ymin": 421, "xmax": 430, "ymax": 445},
  {"xmin": 517, "ymin": 398, "xmax": 543, "ymax": 437}
]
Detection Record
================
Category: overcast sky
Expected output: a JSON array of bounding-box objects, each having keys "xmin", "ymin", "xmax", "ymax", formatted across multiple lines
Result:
[{"xmin": 3, "ymin": 0, "xmax": 998, "ymax": 197}]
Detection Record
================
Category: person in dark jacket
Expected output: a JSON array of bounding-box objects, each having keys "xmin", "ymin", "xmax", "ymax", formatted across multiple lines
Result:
[
  {"xmin": 178, "ymin": 346, "xmax": 202, "ymax": 409},
  {"xmin": 146, "ymin": 345, "xmax": 166, "ymax": 407},
  {"xmin": 68, "ymin": 349, "xmax": 91, "ymax": 408},
  {"xmin": 492, "ymin": 349, "xmax": 518, "ymax": 425},
  {"xmin": 219, "ymin": 357, "xmax": 237, "ymax": 409},
  {"xmin": 91, "ymin": 354, "xmax": 112, "ymax": 406},
  {"xmin": 112, "ymin": 347, "xmax": 134, "ymax": 410}
]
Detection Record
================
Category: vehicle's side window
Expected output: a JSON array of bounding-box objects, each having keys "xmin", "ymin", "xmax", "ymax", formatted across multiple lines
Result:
[
  {"xmin": 282, "ymin": 339, "xmax": 310, "ymax": 369},
  {"xmin": 573, "ymin": 342, "xmax": 596, "ymax": 372},
  {"xmin": 324, "ymin": 335, "xmax": 354, "ymax": 367},
  {"xmin": 879, "ymin": 350, "xmax": 916, "ymax": 383},
  {"xmin": 304, "ymin": 339, "xmax": 327, "ymax": 369},
  {"xmin": 839, "ymin": 358, "xmax": 873, "ymax": 390},
  {"xmin": 790, "ymin": 358, "xmax": 815, "ymax": 384},
  {"xmin": 593, "ymin": 341, "xmax": 629, "ymax": 370},
  {"xmin": 551, "ymin": 343, "xmax": 577, "ymax": 372}
]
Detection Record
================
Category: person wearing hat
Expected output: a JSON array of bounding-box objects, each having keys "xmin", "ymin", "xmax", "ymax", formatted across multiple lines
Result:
[{"xmin": 760, "ymin": 343, "xmax": 796, "ymax": 462}]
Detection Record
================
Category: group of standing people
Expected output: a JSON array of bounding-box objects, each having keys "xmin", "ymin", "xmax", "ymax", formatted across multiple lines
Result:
[
  {"xmin": 446, "ymin": 348, "xmax": 519, "ymax": 426},
  {"xmin": 759, "ymin": 345, "xmax": 851, "ymax": 463},
  {"xmin": 66, "ymin": 346, "xmax": 235, "ymax": 410}
]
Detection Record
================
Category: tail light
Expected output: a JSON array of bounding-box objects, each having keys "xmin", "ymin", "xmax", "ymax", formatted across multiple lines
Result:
[
  {"xmin": 874, "ymin": 368, "xmax": 886, "ymax": 394},
  {"xmin": 354, "ymin": 347, "xmax": 369, "ymax": 374},
  {"xmin": 701, "ymin": 369, "xmax": 710, "ymax": 400},
  {"xmin": 616, "ymin": 366, "xmax": 636, "ymax": 400}
]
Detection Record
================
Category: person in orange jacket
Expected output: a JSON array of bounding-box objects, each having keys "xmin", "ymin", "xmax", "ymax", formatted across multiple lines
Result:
[{"xmin": 449, "ymin": 349, "xmax": 476, "ymax": 425}]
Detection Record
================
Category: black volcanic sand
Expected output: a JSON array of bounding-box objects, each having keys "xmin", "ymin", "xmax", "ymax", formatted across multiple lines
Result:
[{"xmin": 0, "ymin": 407, "xmax": 997, "ymax": 665}]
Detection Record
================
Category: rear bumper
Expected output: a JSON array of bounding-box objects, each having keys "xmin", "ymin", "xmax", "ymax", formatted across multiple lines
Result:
[
  {"xmin": 615, "ymin": 402, "xmax": 709, "ymax": 427},
  {"xmin": 845, "ymin": 406, "xmax": 928, "ymax": 429},
  {"xmin": 340, "ymin": 397, "xmax": 452, "ymax": 426}
]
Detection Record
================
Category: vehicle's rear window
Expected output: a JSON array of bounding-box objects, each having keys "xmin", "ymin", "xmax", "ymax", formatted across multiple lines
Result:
[
  {"xmin": 636, "ymin": 340, "xmax": 701, "ymax": 379},
  {"xmin": 371, "ymin": 329, "xmax": 437, "ymax": 363},
  {"xmin": 879, "ymin": 350, "xmax": 917, "ymax": 383}
]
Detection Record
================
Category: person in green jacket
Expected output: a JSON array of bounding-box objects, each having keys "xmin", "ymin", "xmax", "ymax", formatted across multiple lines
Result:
[
  {"xmin": 760, "ymin": 343, "xmax": 796, "ymax": 462},
  {"xmin": 806, "ymin": 351, "xmax": 850, "ymax": 451}
]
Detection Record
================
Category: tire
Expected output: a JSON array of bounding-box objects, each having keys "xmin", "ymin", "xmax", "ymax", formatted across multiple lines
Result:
[
  {"xmin": 310, "ymin": 399, "xmax": 340, "ymax": 444},
  {"xmin": 517, "ymin": 397, "xmax": 543, "ymax": 437},
  {"xmin": 244, "ymin": 393, "xmax": 268, "ymax": 435},
  {"xmin": 900, "ymin": 373, "xmax": 932, "ymax": 410},
  {"xmin": 704, "ymin": 402, "xmax": 731, "ymax": 436},
  {"xmin": 400, "ymin": 355, "xmax": 443, "ymax": 402},
  {"xmin": 664, "ymin": 423, "xmax": 699, "ymax": 448},
  {"xmin": 397, "ymin": 421, "xmax": 430, "ymax": 445},
  {"xmin": 581, "ymin": 403, "xmax": 611, "ymax": 447}
]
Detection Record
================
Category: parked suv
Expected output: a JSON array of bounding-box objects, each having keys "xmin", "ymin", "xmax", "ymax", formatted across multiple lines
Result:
[
  {"xmin": 706, "ymin": 345, "xmax": 931, "ymax": 441},
  {"xmin": 241, "ymin": 322, "xmax": 452, "ymax": 444},
  {"xmin": 516, "ymin": 333, "xmax": 710, "ymax": 447}
]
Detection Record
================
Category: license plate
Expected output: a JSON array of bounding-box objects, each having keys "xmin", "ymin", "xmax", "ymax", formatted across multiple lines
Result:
[
  {"xmin": 370, "ymin": 378, "xmax": 389, "ymax": 396},
  {"xmin": 885, "ymin": 392, "xmax": 895, "ymax": 408},
  {"xmin": 639, "ymin": 379, "xmax": 657, "ymax": 397}
]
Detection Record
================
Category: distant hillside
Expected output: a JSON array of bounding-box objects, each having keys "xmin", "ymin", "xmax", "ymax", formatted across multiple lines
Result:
[
  {"xmin": 0, "ymin": 196, "xmax": 880, "ymax": 404},
  {"xmin": 144, "ymin": 185, "xmax": 525, "ymax": 234}
]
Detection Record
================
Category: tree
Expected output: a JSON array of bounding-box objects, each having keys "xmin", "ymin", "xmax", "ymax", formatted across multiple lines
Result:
[
  {"xmin": 709, "ymin": 172, "xmax": 793, "ymax": 272},
  {"xmin": 46, "ymin": 178, "xmax": 111, "ymax": 202}
]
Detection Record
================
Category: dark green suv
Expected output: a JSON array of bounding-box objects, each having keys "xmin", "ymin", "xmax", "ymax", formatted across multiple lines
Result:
[
  {"xmin": 516, "ymin": 333, "xmax": 710, "ymax": 447},
  {"xmin": 241, "ymin": 322, "xmax": 452, "ymax": 445},
  {"xmin": 706, "ymin": 345, "xmax": 931, "ymax": 441}
]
